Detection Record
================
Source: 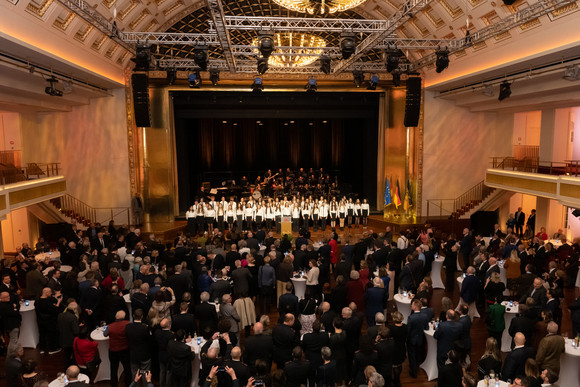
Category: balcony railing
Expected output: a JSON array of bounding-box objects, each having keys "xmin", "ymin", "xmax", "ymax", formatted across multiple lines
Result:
[
  {"xmin": 426, "ymin": 180, "xmax": 496, "ymax": 218},
  {"xmin": 0, "ymin": 162, "xmax": 61, "ymax": 185},
  {"xmin": 51, "ymin": 194, "xmax": 130, "ymax": 226},
  {"xmin": 490, "ymin": 157, "xmax": 580, "ymax": 177}
]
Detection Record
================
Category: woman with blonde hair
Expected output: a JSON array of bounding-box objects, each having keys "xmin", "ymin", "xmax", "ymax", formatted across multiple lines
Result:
[
  {"xmin": 439, "ymin": 297, "xmax": 454, "ymax": 321},
  {"xmin": 484, "ymin": 272, "xmax": 506, "ymax": 305},
  {"xmin": 389, "ymin": 311, "xmax": 408, "ymax": 387},
  {"xmin": 477, "ymin": 337, "xmax": 502, "ymax": 380},
  {"xmin": 503, "ymin": 249, "xmax": 521, "ymax": 296}
]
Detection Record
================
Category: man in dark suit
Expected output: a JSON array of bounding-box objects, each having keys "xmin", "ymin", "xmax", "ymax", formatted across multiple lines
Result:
[
  {"xmin": 165, "ymin": 264, "xmax": 190, "ymax": 303},
  {"xmin": 484, "ymin": 257, "xmax": 501, "ymax": 280},
  {"xmin": 284, "ymin": 346, "xmax": 311, "ymax": 387},
  {"xmin": 569, "ymin": 295, "xmax": 580, "ymax": 337},
  {"xmin": 153, "ymin": 318, "xmax": 174, "ymax": 387},
  {"xmin": 278, "ymin": 283, "xmax": 299, "ymax": 322},
  {"xmin": 460, "ymin": 266, "xmax": 479, "ymax": 308},
  {"xmin": 80, "ymin": 279, "xmax": 102, "ymax": 329},
  {"xmin": 320, "ymin": 302, "xmax": 337, "ymax": 334},
  {"xmin": 399, "ymin": 256, "xmax": 414, "ymax": 291},
  {"xmin": 131, "ymin": 282, "xmax": 151, "ymax": 317},
  {"xmin": 459, "ymin": 228, "xmax": 473, "ymax": 270},
  {"xmin": 515, "ymin": 207, "xmax": 525, "ymax": 237},
  {"xmin": 57, "ymin": 300, "xmax": 80, "ymax": 367},
  {"xmin": 407, "ymin": 299, "xmax": 429, "ymax": 378},
  {"xmin": 335, "ymin": 255, "xmax": 351, "ymax": 281},
  {"xmin": 527, "ymin": 209, "xmax": 536, "ymax": 234},
  {"xmin": 419, "ymin": 298, "xmax": 435, "ymax": 322},
  {"xmin": 457, "ymin": 305, "xmax": 472, "ymax": 356},
  {"xmin": 502, "ymin": 332, "xmax": 535, "ymax": 382},
  {"xmin": 226, "ymin": 244, "xmax": 242, "ymax": 269},
  {"xmin": 243, "ymin": 322, "xmax": 273, "ymax": 373},
  {"xmin": 91, "ymin": 231, "xmax": 110, "ymax": 252},
  {"xmin": 508, "ymin": 304, "xmax": 535, "ymax": 348},
  {"xmin": 433, "ymin": 310, "xmax": 463, "ymax": 368},
  {"xmin": 167, "ymin": 329, "xmax": 195, "ymax": 387},
  {"xmin": 0, "ymin": 290, "xmax": 21, "ymax": 346},
  {"xmin": 5, "ymin": 343, "xmax": 23, "ymax": 386},
  {"xmin": 302, "ymin": 320, "xmax": 329, "ymax": 382},
  {"xmin": 209, "ymin": 270, "xmax": 231, "ymax": 301},
  {"xmin": 103, "ymin": 285, "xmax": 128, "ymax": 324},
  {"xmin": 230, "ymin": 260, "xmax": 253, "ymax": 299},
  {"xmin": 519, "ymin": 277, "xmax": 547, "ymax": 307},
  {"xmin": 518, "ymin": 264, "xmax": 536, "ymax": 299},
  {"xmin": 194, "ymin": 292, "xmax": 218, "ymax": 335},
  {"xmin": 272, "ymin": 313, "xmax": 299, "ymax": 368},
  {"xmin": 172, "ymin": 301, "xmax": 197, "ymax": 337},
  {"xmin": 125, "ymin": 309, "xmax": 152, "ymax": 379}
]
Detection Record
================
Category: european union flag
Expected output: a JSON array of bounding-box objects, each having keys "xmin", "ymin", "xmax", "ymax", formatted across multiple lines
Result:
[{"xmin": 384, "ymin": 178, "xmax": 392, "ymax": 207}]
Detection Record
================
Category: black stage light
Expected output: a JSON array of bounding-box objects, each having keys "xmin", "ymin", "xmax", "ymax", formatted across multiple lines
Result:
[
  {"xmin": 305, "ymin": 77, "xmax": 317, "ymax": 92},
  {"xmin": 209, "ymin": 70, "xmax": 220, "ymax": 86},
  {"xmin": 572, "ymin": 209, "xmax": 580, "ymax": 217},
  {"xmin": 502, "ymin": 0, "xmax": 517, "ymax": 5},
  {"xmin": 340, "ymin": 32, "xmax": 356, "ymax": 59},
  {"xmin": 352, "ymin": 70, "xmax": 364, "ymax": 87},
  {"xmin": 435, "ymin": 49, "xmax": 449, "ymax": 73},
  {"xmin": 188, "ymin": 71, "xmax": 201, "ymax": 88},
  {"xmin": 166, "ymin": 68, "xmax": 176, "ymax": 85},
  {"xmin": 319, "ymin": 56, "xmax": 331, "ymax": 74},
  {"xmin": 251, "ymin": 77, "xmax": 264, "ymax": 92},
  {"xmin": 131, "ymin": 45, "xmax": 151, "ymax": 71},
  {"xmin": 498, "ymin": 81, "xmax": 512, "ymax": 101},
  {"xmin": 257, "ymin": 57, "xmax": 269, "ymax": 75},
  {"xmin": 45, "ymin": 76, "xmax": 63, "ymax": 97},
  {"xmin": 193, "ymin": 45, "xmax": 208, "ymax": 70},
  {"xmin": 385, "ymin": 48, "xmax": 400, "ymax": 73},
  {"xmin": 391, "ymin": 70, "xmax": 401, "ymax": 87},
  {"xmin": 258, "ymin": 31, "xmax": 275, "ymax": 59},
  {"xmin": 367, "ymin": 75, "xmax": 379, "ymax": 90}
]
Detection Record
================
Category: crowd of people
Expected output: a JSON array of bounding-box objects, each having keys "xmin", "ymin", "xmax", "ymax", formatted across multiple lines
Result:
[{"xmin": 0, "ymin": 218, "xmax": 579, "ymax": 387}]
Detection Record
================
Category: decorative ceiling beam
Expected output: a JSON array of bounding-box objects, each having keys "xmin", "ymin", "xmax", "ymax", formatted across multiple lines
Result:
[
  {"xmin": 411, "ymin": 0, "xmax": 577, "ymax": 70},
  {"xmin": 216, "ymin": 15, "xmax": 392, "ymax": 32},
  {"xmin": 53, "ymin": 0, "xmax": 134, "ymax": 53},
  {"xmin": 332, "ymin": 0, "xmax": 433, "ymax": 74},
  {"xmin": 123, "ymin": 32, "xmax": 220, "ymax": 45},
  {"xmin": 206, "ymin": 0, "xmax": 236, "ymax": 72}
]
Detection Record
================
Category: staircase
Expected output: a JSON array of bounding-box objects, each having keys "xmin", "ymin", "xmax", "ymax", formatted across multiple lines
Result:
[
  {"xmin": 46, "ymin": 194, "xmax": 130, "ymax": 226},
  {"xmin": 426, "ymin": 180, "xmax": 497, "ymax": 220}
]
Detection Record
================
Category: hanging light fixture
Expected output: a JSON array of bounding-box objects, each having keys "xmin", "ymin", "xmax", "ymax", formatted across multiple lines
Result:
[
  {"xmin": 272, "ymin": 0, "xmax": 369, "ymax": 14},
  {"xmin": 253, "ymin": 33, "xmax": 326, "ymax": 68}
]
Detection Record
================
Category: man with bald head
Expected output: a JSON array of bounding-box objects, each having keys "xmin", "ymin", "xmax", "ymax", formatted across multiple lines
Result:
[
  {"xmin": 320, "ymin": 301, "xmax": 336, "ymax": 334},
  {"xmin": 225, "ymin": 346, "xmax": 250, "ymax": 385},
  {"xmin": 0, "ymin": 291, "xmax": 21, "ymax": 349},
  {"xmin": 272, "ymin": 313, "xmax": 299, "ymax": 368},
  {"xmin": 36, "ymin": 286, "xmax": 63, "ymax": 354},
  {"xmin": 105, "ymin": 309, "xmax": 132, "ymax": 387},
  {"xmin": 57, "ymin": 299, "xmax": 79, "ymax": 367},
  {"xmin": 502, "ymin": 332, "xmax": 535, "ymax": 382},
  {"xmin": 154, "ymin": 318, "xmax": 174, "ymax": 387},
  {"xmin": 65, "ymin": 365, "xmax": 89, "ymax": 386},
  {"xmin": 243, "ymin": 322, "xmax": 273, "ymax": 373}
]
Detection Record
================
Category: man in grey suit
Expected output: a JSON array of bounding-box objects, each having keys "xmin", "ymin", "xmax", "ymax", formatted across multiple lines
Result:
[{"xmin": 220, "ymin": 294, "xmax": 241, "ymax": 345}]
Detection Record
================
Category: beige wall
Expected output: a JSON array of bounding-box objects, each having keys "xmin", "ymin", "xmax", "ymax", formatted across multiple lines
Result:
[
  {"xmin": 0, "ymin": 112, "xmax": 22, "ymax": 151},
  {"xmin": 20, "ymin": 88, "xmax": 131, "ymax": 209},
  {"xmin": 421, "ymin": 90, "xmax": 513, "ymax": 216},
  {"xmin": 1, "ymin": 207, "xmax": 30, "ymax": 252}
]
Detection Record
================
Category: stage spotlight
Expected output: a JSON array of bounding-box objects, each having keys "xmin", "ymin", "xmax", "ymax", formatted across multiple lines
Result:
[
  {"xmin": 193, "ymin": 45, "xmax": 208, "ymax": 70},
  {"xmin": 563, "ymin": 65, "xmax": 580, "ymax": 81},
  {"xmin": 367, "ymin": 75, "xmax": 379, "ymax": 90},
  {"xmin": 305, "ymin": 77, "xmax": 317, "ymax": 92},
  {"xmin": 385, "ymin": 48, "xmax": 400, "ymax": 73},
  {"xmin": 188, "ymin": 71, "xmax": 201, "ymax": 88},
  {"xmin": 340, "ymin": 32, "xmax": 356, "ymax": 59},
  {"xmin": 498, "ymin": 81, "xmax": 512, "ymax": 101},
  {"xmin": 258, "ymin": 31, "xmax": 275, "ymax": 59},
  {"xmin": 352, "ymin": 70, "xmax": 364, "ymax": 88},
  {"xmin": 251, "ymin": 77, "xmax": 264, "ymax": 92},
  {"xmin": 45, "ymin": 76, "xmax": 63, "ymax": 97},
  {"xmin": 391, "ymin": 70, "xmax": 401, "ymax": 87},
  {"xmin": 435, "ymin": 49, "xmax": 449, "ymax": 73},
  {"xmin": 257, "ymin": 57, "xmax": 269, "ymax": 75},
  {"xmin": 166, "ymin": 68, "xmax": 177, "ymax": 85},
  {"xmin": 209, "ymin": 70, "xmax": 220, "ymax": 86},
  {"xmin": 319, "ymin": 56, "xmax": 331, "ymax": 74},
  {"xmin": 131, "ymin": 45, "xmax": 151, "ymax": 71}
]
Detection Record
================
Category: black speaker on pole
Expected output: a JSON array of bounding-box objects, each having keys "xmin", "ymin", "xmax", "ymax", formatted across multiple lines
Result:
[
  {"xmin": 404, "ymin": 76, "xmax": 422, "ymax": 127},
  {"xmin": 132, "ymin": 73, "xmax": 151, "ymax": 127}
]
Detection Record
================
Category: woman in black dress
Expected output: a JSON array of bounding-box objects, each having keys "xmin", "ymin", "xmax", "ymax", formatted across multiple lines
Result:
[
  {"xmin": 389, "ymin": 311, "xmax": 408, "ymax": 387},
  {"xmin": 328, "ymin": 317, "xmax": 348, "ymax": 386},
  {"xmin": 351, "ymin": 336, "xmax": 378, "ymax": 385}
]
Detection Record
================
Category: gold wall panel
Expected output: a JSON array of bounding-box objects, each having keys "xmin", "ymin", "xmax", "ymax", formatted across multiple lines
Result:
[
  {"xmin": 8, "ymin": 181, "xmax": 67, "ymax": 205},
  {"xmin": 559, "ymin": 183, "xmax": 580, "ymax": 199},
  {"xmin": 486, "ymin": 173, "xmax": 557, "ymax": 195}
]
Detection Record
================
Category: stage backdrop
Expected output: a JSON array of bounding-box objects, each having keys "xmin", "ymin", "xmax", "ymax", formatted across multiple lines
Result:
[{"xmin": 172, "ymin": 91, "xmax": 379, "ymax": 213}]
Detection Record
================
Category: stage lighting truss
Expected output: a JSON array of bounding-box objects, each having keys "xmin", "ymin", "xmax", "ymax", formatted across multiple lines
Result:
[
  {"xmin": 272, "ymin": 0, "xmax": 369, "ymax": 15},
  {"xmin": 252, "ymin": 33, "xmax": 327, "ymax": 68}
]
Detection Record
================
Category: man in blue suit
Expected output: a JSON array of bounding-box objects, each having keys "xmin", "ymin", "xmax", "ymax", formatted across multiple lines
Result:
[
  {"xmin": 407, "ymin": 299, "xmax": 430, "ymax": 378},
  {"xmin": 460, "ymin": 266, "xmax": 479, "ymax": 306},
  {"xmin": 433, "ymin": 310, "xmax": 463, "ymax": 368},
  {"xmin": 419, "ymin": 298, "xmax": 434, "ymax": 322}
]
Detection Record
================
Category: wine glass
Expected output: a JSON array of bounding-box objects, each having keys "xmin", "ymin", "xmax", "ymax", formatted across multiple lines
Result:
[{"xmin": 489, "ymin": 370, "xmax": 495, "ymax": 380}]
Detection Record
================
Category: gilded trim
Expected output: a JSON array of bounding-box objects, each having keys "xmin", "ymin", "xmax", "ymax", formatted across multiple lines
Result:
[
  {"xmin": 9, "ymin": 181, "xmax": 67, "ymax": 205},
  {"xmin": 560, "ymin": 183, "xmax": 580, "ymax": 199},
  {"xmin": 486, "ymin": 173, "xmax": 557, "ymax": 194}
]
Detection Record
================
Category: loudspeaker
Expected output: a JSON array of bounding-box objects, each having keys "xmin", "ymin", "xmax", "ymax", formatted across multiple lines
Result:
[
  {"xmin": 404, "ymin": 77, "xmax": 422, "ymax": 127},
  {"xmin": 572, "ymin": 209, "xmax": 580, "ymax": 217},
  {"xmin": 132, "ymin": 73, "xmax": 151, "ymax": 127},
  {"xmin": 470, "ymin": 211, "xmax": 498, "ymax": 236}
]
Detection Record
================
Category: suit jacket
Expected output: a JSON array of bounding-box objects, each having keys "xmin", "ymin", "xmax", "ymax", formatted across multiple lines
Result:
[
  {"xmin": 460, "ymin": 274, "xmax": 479, "ymax": 304},
  {"xmin": 272, "ymin": 324, "xmax": 298, "ymax": 366},
  {"xmin": 458, "ymin": 315, "xmax": 472, "ymax": 351},
  {"xmin": 278, "ymin": 293, "xmax": 299, "ymax": 318},
  {"xmin": 508, "ymin": 315, "xmax": 535, "ymax": 346},
  {"xmin": 0, "ymin": 301, "xmax": 21, "ymax": 331},
  {"xmin": 125, "ymin": 321, "xmax": 151, "ymax": 362},
  {"xmin": 420, "ymin": 307, "xmax": 435, "ymax": 322},
  {"xmin": 219, "ymin": 303, "xmax": 240, "ymax": 333},
  {"xmin": 536, "ymin": 334, "xmax": 565, "ymax": 373},
  {"xmin": 167, "ymin": 339, "xmax": 194, "ymax": 377},
  {"xmin": 569, "ymin": 296, "xmax": 580, "ymax": 324},
  {"xmin": 230, "ymin": 267, "xmax": 253, "ymax": 297},
  {"xmin": 302, "ymin": 331, "xmax": 329, "ymax": 371},
  {"xmin": 103, "ymin": 294, "xmax": 128, "ymax": 324},
  {"xmin": 485, "ymin": 264, "xmax": 501, "ymax": 280},
  {"xmin": 502, "ymin": 346, "xmax": 535, "ymax": 382},
  {"xmin": 407, "ymin": 311, "xmax": 429, "ymax": 346},
  {"xmin": 365, "ymin": 287, "xmax": 387, "ymax": 317},
  {"xmin": 5, "ymin": 357, "xmax": 22, "ymax": 386},
  {"xmin": 243, "ymin": 333, "xmax": 273, "ymax": 371},
  {"xmin": 284, "ymin": 360, "xmax": 311, "ymax": 387},
  {"xmin": 433, "ymin": 320, "xmax": 463, "ymax": 361},
  {"xmin": 57, "ymin": 309, "xmax": 79, "ymax": 347},
  {"xmin": 515, "ymin": 211, "xmax": 526, "ymax": 226},
  {"xmin": 519, "ymin": 285, "xmax": 547, "ymax": 306},
  {"xmin": 209, "ymin": 279, "xmax": 231, "ymax": 301},
  {"xmin": 399, "ymin": 264, "xmax": 414, "ymax": 291},
  {"xmin": 171, "ymin": 313, "xmax": 197, "ymax": 337},
  {"xmin": 225, "ymin": 359, "xmax": 251, "ymax": 386},
  {"xmin": 25, "ymin": 270, "xmax": 47, "ymax": 298},
  {"xmin": 194, "ymin": 302, "xmax": 218, "ymax": 333}
]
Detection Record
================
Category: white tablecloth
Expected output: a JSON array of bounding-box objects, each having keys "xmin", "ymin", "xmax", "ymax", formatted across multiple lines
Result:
[
  {"xmin": 394, "ymin": 293, "xmax": 412, "ymax": 324},
  {"xmin": 420, "ymin": 327, "xmax": 438, "ymax": 381},
  {"xmin": 500, "ymin": 301, "xmax": 519, "ymax": 352},
  {"xmin": 291, "ymin": 277, "xmax": 307, "ymax": 299},
  {"xmin": 35, "ymin": 251, "xmax": 61, "ymax": 262},
  {"xmin": 19, "ymin": 300, "xmax": 39, "ymax": 349},
  {"xmin": 187, "ymin": 338, "xmax": 207, "ymax": 387},
  {"xmin": 456, "ymin": 276, "xmax": 481, "ymax": 320},
  {"xmin": 558, "ymin": 339, "xmax": 580, "ymax": 387},
  {"xmin": 123, "ymin": 293, "xmax": 133, "ymax": 322},
  {"xmin": 431, "ymin": 257, "xmax": 445, "ymax": 289},
  {"xmin": 477, "ymin": 380, "xmax": 508, "ymax": 387},
  {"xmin": 90, "ymin": 328, "xmax": 123, "ymax": 383},
  {"xmin": 60, "ymin": 265, "xmax": 72, "ymax": 273},
  {"xmin": 48, "ymin": 373, "xmax": 90, "ymax": 387}
]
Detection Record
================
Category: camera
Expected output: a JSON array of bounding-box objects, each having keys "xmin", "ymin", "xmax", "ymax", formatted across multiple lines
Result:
[
  {"xmin": 218, "ymin": 366, "xmax": 226, "ymax": 372},
  {"xmin": 255, "ymin": 380, "xmax": 264, "ymax": 386}
]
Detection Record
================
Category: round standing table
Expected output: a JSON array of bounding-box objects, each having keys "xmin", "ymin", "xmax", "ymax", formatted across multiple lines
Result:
[
  {"xmin": 393, "ymin": 293, "xmax": 412, "ymax": 324},
  {"xmin": 90, "ymin": 328, "xmax": 123, "ymax": 383},
  {"xmin": 291, "ymin": 277, "xmax": 307, "ymax": 300},
  {"xmin": 420, "ymin": 326, "xmax": 438, "ymax": 381},
  {"xmin": 48, "ymin": 373, "xmax": 90, "ymax": 387},
  {"xmin": 187, "ymin": 337, "xmax": 207, "ymax": 387},
  {"xmin": 500, "ymin": 301, "xmax": 519, "ymax": 352},
  {"xmin": 477, "ymin": 380, "xmax": 508, "ymax": 387},
  {"xmin": 456, "ymin": 276, "xmax": 481, "ymax": 319},
  {"xmin": 431, "ymin": 257, "xmax": 445, "ymax": 289},
  {"xmin": 558, "ymin": 339, "xmax": 580, "ymax": 387},
  {"xmin": 19, "ymin": 300, "xmax": 39, "ymax": 349},
  {"xmin": 60, "ymin": 265, "xmax": 72, "ymax": 273}
]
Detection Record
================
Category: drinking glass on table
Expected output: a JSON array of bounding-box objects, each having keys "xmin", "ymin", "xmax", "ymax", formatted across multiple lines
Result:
[{"xmin": 489, "ymin": 370, "xmax": 495, "ymax": 380}]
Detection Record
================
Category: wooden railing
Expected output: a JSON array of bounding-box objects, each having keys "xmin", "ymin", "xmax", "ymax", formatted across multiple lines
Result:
[
  {"xmin": 426, "ymin": 180, "xmax": 495, "ymax": 218},
  {"xmin": 490, "ymin": 157, "xmax": 580, "ymax": 176},
  {"xmin": 51, "ymin": 194, "xmax": 130, "ymax": 226},
  {"xmin": 513, "ymin": 145, "xmax": 539, "ymax": 161},
  {"xmin": 0, "ymin": 150, "xmax": 22, "ymax": 167},
  {"xmin": 0, "ymin": 162, "xmax": 61, "ymax": 185}
]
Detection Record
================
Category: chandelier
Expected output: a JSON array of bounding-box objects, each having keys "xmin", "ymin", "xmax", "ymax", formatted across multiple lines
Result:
[
  {"xmin": 253, "ymin": 33, "xmax": 327, "ymax": 68},
  {"xmin": 272, "ymin": 0, "xmax": 368, "ymax": 14}
]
